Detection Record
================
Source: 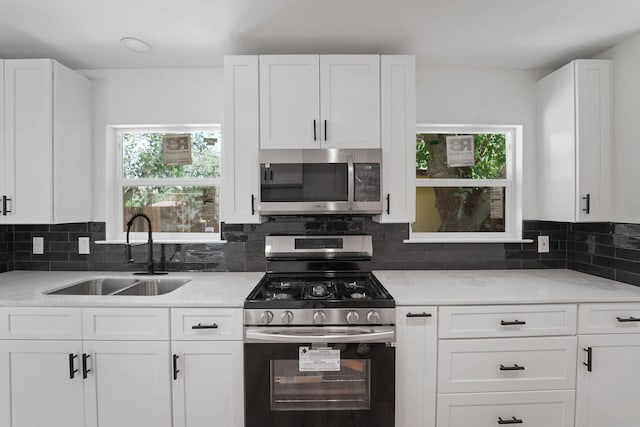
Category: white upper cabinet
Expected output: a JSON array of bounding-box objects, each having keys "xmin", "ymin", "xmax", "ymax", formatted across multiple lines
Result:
[
  {"xmin": 222, "ymin": 56, "xmax": 261, "ymax": 224},
  {"xmin": 259, "ymin": 54, "xmax": 380, "ymax": 149},
  {"xmin": 536, "ymin": 59, "xmax": 612, "ymax": 222},
  {"xmin": 0, "ymin": 59, "xmax": 92, "ymax": 224}
]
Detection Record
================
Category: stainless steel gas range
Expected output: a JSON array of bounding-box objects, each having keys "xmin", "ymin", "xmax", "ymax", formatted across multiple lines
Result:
[{"xmin": 244, "ymin": 235, "xmax": 396, "ymax": 427}]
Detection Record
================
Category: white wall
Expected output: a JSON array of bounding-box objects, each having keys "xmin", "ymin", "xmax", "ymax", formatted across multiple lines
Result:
[
  {"xmin": 82, "ymin": 65, "xmax": 541, "ymax": 221},
  {"xmin": 79, "ymin": 68, "xmax": 223, "ymax": 220},
  {"xmin": 596, "ymin": 32, "xmax": 640, "ymax": 223}
]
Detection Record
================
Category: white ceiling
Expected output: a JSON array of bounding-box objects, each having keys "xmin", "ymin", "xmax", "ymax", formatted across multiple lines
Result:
[{"xmin": 1, "ymin": 0, "xmax": 640, "ymax": 70}]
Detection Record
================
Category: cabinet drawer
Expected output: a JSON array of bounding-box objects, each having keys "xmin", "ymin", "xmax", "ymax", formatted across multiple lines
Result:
[
  {"xmin": 0, "ymin": 307, "xmax": 82, "ymax": 340},
  {"xmin": 578, "ymin": 303, "xmax": 640, "ymax": 334},
  {"xmin": 437, "ymin": 390, "xmax": 575, "ymax": 427},
  {"xmin": 171, "ymin": 308, "xmax": 242, "ymax": 341},
  {"xmin": 82, "ymin": 308, "xmax": 169, "ymax": 340},
  {"xmin": 438, "ymin": 337, "xmax": 577, "ymax": 393},
  {"xmin": 439, "ymin": 304, "xmax": 577, "ymax": 338}
]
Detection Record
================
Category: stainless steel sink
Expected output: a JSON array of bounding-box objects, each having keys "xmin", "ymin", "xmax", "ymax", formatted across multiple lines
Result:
[
  {"xmin": 45, "ymin": 277, "xmax": 190, "ymax": 296},
  {"xmin": 113, "ymin": 279, "xmax": 191, "ymax": 296},
  {"xmin": 45, "ymin": 278, "xmax": 139, "ymax": 295}
]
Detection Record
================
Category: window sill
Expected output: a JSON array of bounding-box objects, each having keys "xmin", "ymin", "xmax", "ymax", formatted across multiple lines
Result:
[
  {"xmin": 96, "ymin": 239, "xmax": 228, "ymax": 245},
  {"xmin": 403, "ymin": 238, "xmax": 534, "ymax": 244}
]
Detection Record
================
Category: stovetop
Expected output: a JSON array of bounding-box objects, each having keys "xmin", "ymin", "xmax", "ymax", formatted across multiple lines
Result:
[{"xmin": 244, "ymin": 272, "xmax": 394, "ymax": 310}]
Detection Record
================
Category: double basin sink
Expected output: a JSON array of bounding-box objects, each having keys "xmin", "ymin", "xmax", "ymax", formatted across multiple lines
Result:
[{"xmin": 45, "ymin": 277, "xmax": 190, "ymax": 296}]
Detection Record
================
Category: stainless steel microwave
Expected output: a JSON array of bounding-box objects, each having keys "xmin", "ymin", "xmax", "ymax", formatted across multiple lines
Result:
[{"xmin": 258, "ymin": 149, "xmax": 382, "ymax": 215}]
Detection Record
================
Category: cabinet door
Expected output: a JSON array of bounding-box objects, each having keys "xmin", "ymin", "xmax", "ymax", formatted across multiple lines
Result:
[
  {"xmin": 377, "ymin": 55, "xmax": 416, "ymax": 223},
  {"xmin": 222, "ymin": 55, "xmax": 261, "ymax": 223},
  {"xmin": 576, "ymin": 334, "xmax": 640, "ymax": 427},
  {"xmin": 320, "ymin": 55, "xmax": 380, "ymax": 149},
  {"xmin": 260, "ymin": 55, "xmax": 320, "ymax": 149},
  {"xmin": 395, "ymin": 307, "xmax": 437, "ymax": 427},
  {"xmin": 2, "ymin": 59, "xmax": 53, "ymax": 224},
  {"xmin": 0, "ymin": 340, "xmax": 84, "ymax": 427},
  {"xmin": 575, "ymin": 60, "xmax": 612, "ymax": 222},
  {"xmin": 172, "ymin": 341, "xmax": 244, "ymax": 427},
  {"xmin": 83, "ymin": 340, "xmax": 171, "ymax": 427}
]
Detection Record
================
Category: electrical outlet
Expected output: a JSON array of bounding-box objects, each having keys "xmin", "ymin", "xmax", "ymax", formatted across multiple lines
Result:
[
  {"xmin": 78, "ymin": 237, "xmax": 91, "ymax": 255},
  {"xmin": 33, "ymin": 237, "xmax": 44, "ymax": 255},
  {"xmin": 538, "ymin": 235, "xmax": 550, "ymax": 253}
]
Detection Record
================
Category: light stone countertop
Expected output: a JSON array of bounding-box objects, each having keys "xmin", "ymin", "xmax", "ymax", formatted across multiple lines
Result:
[{"xmin": 0, "ymin": 269, "xmax": 640, "ymax": 308}]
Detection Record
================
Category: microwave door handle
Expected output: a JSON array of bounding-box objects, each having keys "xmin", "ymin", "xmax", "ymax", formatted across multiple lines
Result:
[{"xmin": 347, "ymin": 155, "xmax": 354, "ymax": 210}]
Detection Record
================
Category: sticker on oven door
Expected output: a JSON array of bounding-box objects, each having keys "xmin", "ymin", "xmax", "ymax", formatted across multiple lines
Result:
[{"xmin": 299, "ymin": 346, "xmax": 340, "ymax": 372}]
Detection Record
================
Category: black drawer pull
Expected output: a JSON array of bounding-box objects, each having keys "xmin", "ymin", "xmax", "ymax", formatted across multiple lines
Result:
[
  {"xmin": 498, "ymin": 417, "xmax": 523, "ymax": 425},
  {"xmin": 173, "ymin": 354, "xmax": 179, "ymax": 380},
  {"xmin": 82, "ymin": 353, "xmax": 91, "ymax": 379},
  {"xmin": 192, "ymin": 323, "xmax": 219, "ymax": 329},
  {"xmin": 406, "ymin": 312, "xmax": 432, "ymax": 318},
  {"xmin": 617, "ymin": 316, "xmax": 640, "ymax": 323},
  {"xmin": 584, "ymin": 347, "xmax": 593, "ymax": 372},
  {"xmin": 500, "ymin": 364, "xmax": 525, "ymax": 371},
  {"xmin": 500, "ymin": 320, "xmax": 526, "ymax": 326},
  {"xmin": 68, "ymin": 354, "xmax": 78, "ymax": 379}
]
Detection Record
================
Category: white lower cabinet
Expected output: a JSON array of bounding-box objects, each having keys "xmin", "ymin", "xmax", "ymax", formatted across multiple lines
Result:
[
  {"xmin": 0, "ymin": 340, "xmax": 85, "ymax": 427},
  {"xmin": 395, "ymin": 306, "xmax": 437, "ymax": 427},
  {"xmin": 170, "ymin": 308, "xmax": 244, "ymax": 427},
  {"xmin": 437, "ymin": 390, "xmax": 575, "ymax": 427}
]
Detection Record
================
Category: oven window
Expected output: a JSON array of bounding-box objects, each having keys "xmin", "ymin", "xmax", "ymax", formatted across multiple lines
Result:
[{"xmin": 270, "ymin": 359, "xmax": 371, "ymax": 411}]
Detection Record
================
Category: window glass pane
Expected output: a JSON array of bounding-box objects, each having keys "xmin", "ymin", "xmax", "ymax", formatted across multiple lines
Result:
[
  {"xmin": 414, "ymin": 186, "xmax": 506, "ymax": 232},
  {"xmin": 123, "ymin": 186, "xmax": 219, "ymax": 233},
  {"xmin": 416, "ymin": 133, "xmax": 507, "ymax": 179},
  {"xmin": 123, "ymin": 131, "xmax": 220, "ymax": 179}
]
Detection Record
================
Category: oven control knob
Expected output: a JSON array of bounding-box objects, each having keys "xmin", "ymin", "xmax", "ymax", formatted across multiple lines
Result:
[
  {"xmin": 260, "ymin": 311, "xmax": 274, "ymax": 325},
  {"xmin": 367, "ymin": 310, "xmax": 381, "ymax": 324},
  {"xmin": 281, "ymin": 311, "xmax": 294, "ymax": 325},
  {"xmin": 313, "ymin": 310, "xmax": 327, "ymax": 324},
  {"xmin": 346, "ymin": 310, "xmax": 360, "ymax": 324}
]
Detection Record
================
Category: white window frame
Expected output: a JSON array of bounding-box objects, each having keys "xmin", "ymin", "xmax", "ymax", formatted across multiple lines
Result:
[
  {"xmin": 408, "ymin": 124, "xmax": 525, "ymax": 243},
  {"xmin": 105, "ymin": 125, "xmax": 222, "ymax": 243}
]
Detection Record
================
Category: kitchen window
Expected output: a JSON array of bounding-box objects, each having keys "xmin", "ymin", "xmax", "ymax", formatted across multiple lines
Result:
[
  {"xmin": 108, "ymin": 126, "xmax": 221, "ymax": 242},
  {"xmin": 409, "ymin": 125, "xmax": 524, "ymax": 243}
]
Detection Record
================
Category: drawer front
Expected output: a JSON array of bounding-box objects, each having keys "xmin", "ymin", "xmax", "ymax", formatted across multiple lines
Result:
[
  {"xmin": 438, "ymin": 337, "xmax": 577, "ymax": 393},
  {"xmin": 171, "ymin": 308, "xmax": 242, "ymax": 341},
  {"xmin": 0, "ymin": 307, "xmax": 82, "ymax": 340},
  {"xmin": 439, "ymin": 304, "xmax": 577, "ymax": 338},
  {"xmin": 579, "ymin": 303, "xmax": 640, "ymax": 334},
  {"xmin": 437, "ymin": 390, "xmax": 575, "ymax": 427},
  {"xmin": 82, "ymin": 308, "xmax": 169, "ymax": 340}
]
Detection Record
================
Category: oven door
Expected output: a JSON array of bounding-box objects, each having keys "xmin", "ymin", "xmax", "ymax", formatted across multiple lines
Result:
[{"xmin": 244, "ymin": 327, "xmax": 395, "ymax": 427}]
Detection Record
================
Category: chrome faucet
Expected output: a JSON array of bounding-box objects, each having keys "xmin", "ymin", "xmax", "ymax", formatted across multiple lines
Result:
[{"xmin": 125, "ymin": 213, "xmax": 167, "ymax": 275}]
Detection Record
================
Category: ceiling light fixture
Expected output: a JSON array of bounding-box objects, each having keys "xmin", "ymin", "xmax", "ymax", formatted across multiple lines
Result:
[{"xmin": 120, "ymin": 37, "xmax": 152, "ymax": 53}]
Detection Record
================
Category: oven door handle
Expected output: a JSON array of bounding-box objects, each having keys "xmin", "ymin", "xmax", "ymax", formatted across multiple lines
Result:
[{"xmin": 245, "ymin": 327, "xmax": 395, "ymax": 343}]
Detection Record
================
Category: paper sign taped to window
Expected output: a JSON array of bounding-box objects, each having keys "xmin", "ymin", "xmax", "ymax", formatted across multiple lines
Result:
[
  {"xmin": 490, "ymin": 187, "xmax": 504, "ymax": 219},
  {"xmin": 163, "ymin": 134, "xmax": 192, "ymax": 166},
  {"xmin": 299, "ymin": 346, "xmax": 340, "ymax": 372},
  {"xmin": 446, "ymin": 135, "xmax": 475, "ymax": 167}
]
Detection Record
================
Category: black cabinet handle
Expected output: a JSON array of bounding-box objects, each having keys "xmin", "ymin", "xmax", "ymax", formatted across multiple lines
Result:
[
  {"xmin": 263, "ymin": 170, "xmax": 267, "ymax": 181},
  {"xmin": 406, "ymin": 312, "xmax": 432, "ymax": 318},
  {"xmin": 500, "ymin": 364, "xmax": 525, "ymax": 371},
  {"xmin": 173, "ymin": 354, "xmax": 179, "ymax": 380},
  {"xmin": 82, "ymin": 353, "xmax": 91, "ymax": 379},
  {"xmin": 324, "ymin": 120, "xmax": 327, "ymax": 141},
  {"xmin": 617, "ymin": 316, "xmax": 640, "ymax": 323},
  {"xmin": 68, "ymin": 354, "xmax": 78, "ymax": 379},
  {"xmin": 584, "ymin": 347, "xmax": 592, "ymax": 372},
  {"xmin": 498, "ymin": 417, "xmax": 523, "ymax": 425},
  {"xmin": 582, "ymin": 194, "xmax": 591, "ymax": 214},
  {"xmin": 2, "ymin": 195, "xmax": 11, "ymax": 216},
  {"xmin": 270, "ymin": 170, "xmax": 273, "ymax": 181},
  {"xmin": 500, "ymin": 320, "xmax": 526, "ymax": 326},
  {"xmin": 386, "ymin": 194, "xmax": 390, "ymax": 215},
  {"xmin": 313, "ymin": 120, "xmax": 317, "ymax": 141},
  {"xmin": 251, "ymin": 195, "xmax": 256, "ymax": 215},
  {"xmin": 192, "ymin": 323, "xmax": 219, "ymax": 329}
]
